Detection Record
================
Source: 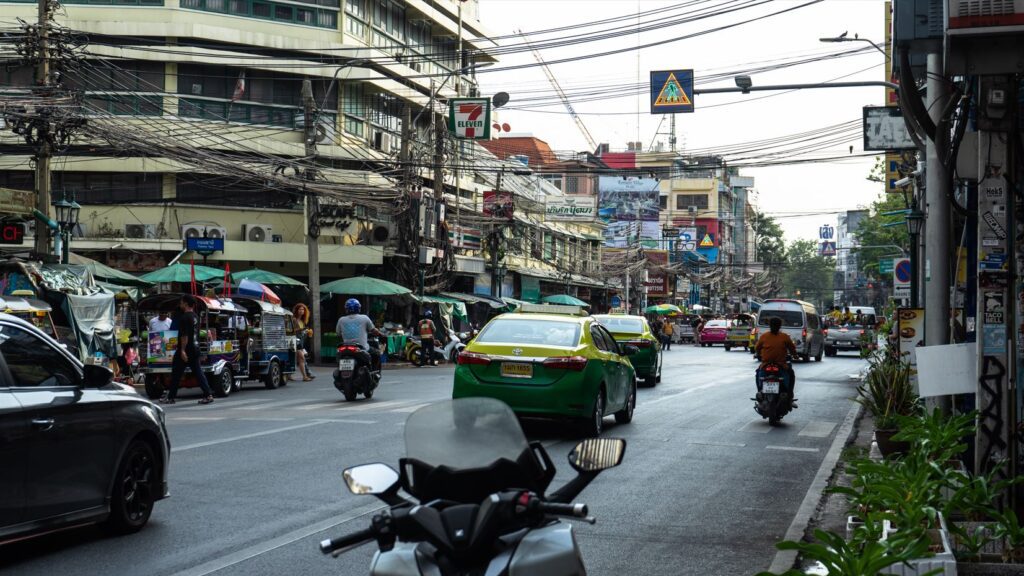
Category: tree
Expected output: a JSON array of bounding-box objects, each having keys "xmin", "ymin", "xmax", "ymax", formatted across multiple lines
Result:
[
  {"xmin": 781, "ymin": 239, "xmax": 835, "ymax": 308},
  {"xmin": 854, "ymin": 192, "xmax": 910, "ymax": 281},
  {"xmin": 753, "ymin": 211, "xmax": 786, "ymax": 266}
]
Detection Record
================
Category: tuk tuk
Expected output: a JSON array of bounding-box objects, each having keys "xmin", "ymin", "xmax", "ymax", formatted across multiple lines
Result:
[
  {"xmin": 725, "ymin": 313, "xmax": 755, "ymax": 352},
  {"xmin": 138, "ymin": 294, "xmax": 247, "ymax": 399},
  {"xmin": 230, "ymin": 296, "xmax": 297, "ymax": 389}
]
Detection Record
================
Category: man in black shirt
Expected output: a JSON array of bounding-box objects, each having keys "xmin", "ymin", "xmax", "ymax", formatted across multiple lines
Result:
[{"xmin": 162, "ymin": 294, "xmax": 214, "ymax": 404}]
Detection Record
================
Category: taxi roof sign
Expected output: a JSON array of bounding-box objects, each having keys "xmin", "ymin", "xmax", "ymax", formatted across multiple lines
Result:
[{"xmin": 516, "ymin": 303, "xmax": 588, "ymax": 316}]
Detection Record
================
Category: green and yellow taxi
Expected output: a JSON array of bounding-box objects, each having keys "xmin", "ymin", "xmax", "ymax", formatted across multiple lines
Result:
[
  {"xmin": 592, "ymin": 314, "xmax": 662, "ymax": 387},
  {"xmin": 453, "ymin": 304, "xmax": 638, "ymax": 436}
]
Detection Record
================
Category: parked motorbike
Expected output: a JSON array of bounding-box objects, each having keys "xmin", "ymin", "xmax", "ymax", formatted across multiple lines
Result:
[
  {"xmin": 752, "ymin": 360, "xmax": 796, "ymax": 425},
  {"xmin": 333, "ymin": 338, "xmax": 382, "ymax": 401},
  {"xmin": 409, "ymin": 331, "xmax": 467, "ymax": 366},
  {"xmin": 319, "ymin": 397, "xmax": 626, "ymax": 575}
]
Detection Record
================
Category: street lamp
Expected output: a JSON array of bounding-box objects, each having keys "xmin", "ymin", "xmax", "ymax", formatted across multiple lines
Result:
[
  {"xmin": 51, "ymin": 195, "xmax": 80, "ymax": 264},
  {"xmin": 905, "ymin": 209, "xmax": 924, "ymax": 308},
  {"xmin": 819, "ymin": 33, "xmax": 889, "ymax": 60}
]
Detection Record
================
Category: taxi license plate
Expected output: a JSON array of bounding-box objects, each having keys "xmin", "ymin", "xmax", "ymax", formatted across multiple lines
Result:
[
  {"xmin": 762, "ymin": 381, "xmax": 780, "ymax": 394},
  {"xmin": 501, "ymin": 362, "xmax": 533, "ymax": 379},
  {"xmin": 338, "ymin": 359, "xmax": 355, "ymax": 370}
]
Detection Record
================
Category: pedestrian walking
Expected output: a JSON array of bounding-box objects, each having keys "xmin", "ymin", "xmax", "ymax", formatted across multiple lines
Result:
[
  {"xmin": 662, "ymin": 321, "xmax": 674, "ymax": 350},
  {"xmin": 161, "ymin": 294, "xmax": 214, "ymax": 405},
  {"xmin": 290, "ymin": 303, "xmax": 315, "ymax": 381},
  {"xmin": 694, "ymin": 317, "xmax": 705, "ymax": 347}
]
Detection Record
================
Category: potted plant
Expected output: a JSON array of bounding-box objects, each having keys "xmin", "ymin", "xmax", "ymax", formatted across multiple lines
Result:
[{"xmin": 857, "ymin": 351, "xmax": 920, "ymax": 457}]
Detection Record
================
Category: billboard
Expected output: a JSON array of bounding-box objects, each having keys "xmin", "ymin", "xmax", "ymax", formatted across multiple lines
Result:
[
  {"xmin": 545, "ymin": 195, "xmax": 596, "ymax": 221},
  {"xmin": 483, "ymin": 190, "xmax": 514, "ymax": 220},
  {"xmin": 602, "ymin": 221, "xmax": 661, "ymax": 249},
  {"xmin": 863, "ymin": 106, "xmax": 917, "ymax": 151},
  {"xmin": 598, "ymin": 176, "xmax": 660, "ymax": 222},
  {"xmin": 644, "ymin": 250, "xmax": 670, "ymax": 296}
]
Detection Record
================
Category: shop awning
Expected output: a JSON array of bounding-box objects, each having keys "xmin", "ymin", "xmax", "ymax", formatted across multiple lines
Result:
[
  {"xmin": 413, "ymin": 295, "xmax": 468, "ymax": 321},
  {"xmin": 441, "ymin": 292, "xmax": 506, "ymax": 309}
]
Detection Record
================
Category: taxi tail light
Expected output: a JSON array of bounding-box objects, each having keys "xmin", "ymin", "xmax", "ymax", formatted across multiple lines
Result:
[
  {"xmin": 457, "ymin": 351, "xmax": 491, "ymax": 366},
  {"xmin": 630, "ymin": 340, "xmax": 653, "ymax": 348},
  {"xmin": 542, "ymin": 356, "xmax": 588, "ymax": 371},
  {"xmin": 802, "ymin": 328, "xmax": 808, "ymax": 339}
]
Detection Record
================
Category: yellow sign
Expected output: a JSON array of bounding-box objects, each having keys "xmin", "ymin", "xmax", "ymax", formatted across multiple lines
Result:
[
  {"xmin": 653, "ymin": 73, "xmax": 692, "ymax": 108},
  {"xmin": 699, "ymin": 234, "xmax": 714, "ymax": 248},
  {"xmin": 0, "ymin": 187, "xmax": 35, "ymax": 216}
]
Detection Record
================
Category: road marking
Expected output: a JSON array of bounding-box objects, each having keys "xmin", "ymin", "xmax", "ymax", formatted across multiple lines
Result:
[
  {"xmin": 176, "ymin": 398, "xmax": 273, "ymax": 412},
  {"xmin": 766, "ymin": 445, "xmax": 820, "ymax": 453},
  {"xmin": 171, "ymin": 417, "xmax": 225, "ymax": 422},
  {"xmin": 168, "ymin": 501, "xmax": 386, "ymax": 576},
  {"xmin": 236, "ymin": 417, "xmax": 296, "ymax": 422},
  {"xmin": 172, "ymin": 421, "xmax": 328, "ymax": 452},
  {"xmin": 337, "ymin": 400, "xmax": 410, "ymax": 411},
  {"xmin": 768, "ymin": 401, "xmax": 863, "ymax": 574},
  {"xmin": 234, "ymin": 399, "xmax": 314, "ymax": 411},
  {"xmin": 293, "ymin": 402, "xmax": 345, "ymax": 411},
  {"xmin": 390, "ymin": 403, "xmax": 432, "ymax": 413},
  {"xmin": 798, "ymin": 420, "xmax": 837, "ymax": 438},
  {"xmin": 738, "ymin": 421, "xmax": 773, "ymax": 433},
  {"xmin": 644, "ymin": 382, "xmax": 720, "ymax": 405},
  {"xmin": 312, "ymin": 418, "xmax": 378, "ymax": 424},
  {"xmin": 688, "ymin": 440, "xmax": 746, "ymax": 448}
]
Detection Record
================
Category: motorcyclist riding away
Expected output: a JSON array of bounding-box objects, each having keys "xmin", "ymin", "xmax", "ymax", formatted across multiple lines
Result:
[
  {"xmin": 337, "ymin": 298, "xmax": 383, "ymax": 371},
  {"xmin": 755, "ymin": 316, "xmax": 797, "ymax": 394}
]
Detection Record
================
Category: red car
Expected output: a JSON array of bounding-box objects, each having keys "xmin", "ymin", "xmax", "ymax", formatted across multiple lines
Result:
[{"xmin": 699, "ymin": 320, "xmax": 731, "ymax": 347}]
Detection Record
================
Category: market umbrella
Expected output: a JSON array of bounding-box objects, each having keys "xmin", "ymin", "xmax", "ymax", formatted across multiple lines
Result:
[
  {"xmin": 645, "ymin": 303, "xmax": 683, "ymax": 315},
  {"xmin": 232, "ymin": 268, "xmax": 306, "ymax": 287},
  {"xmin": 236, "ymin": 278, "xmax": 282, "ymax": 304},
  {"xmin": 139, "ymin": 262, "xmax": 223, "ymax": 283},
  {"xmin": 319, "ymin": 275, "xmax": 411, "ymax": 296},
  {"xmin": 541, "ymin": 294, "xmax": 589, "ymax": 307},
  {"xmin": 68, "ymin": 253, "xmax": 154, "ymax": 288}
]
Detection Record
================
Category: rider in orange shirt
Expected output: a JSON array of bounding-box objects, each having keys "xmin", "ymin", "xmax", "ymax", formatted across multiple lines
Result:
[{"xmin": 755, "ymin": 316, "xmax": 797, "ymax": 393}]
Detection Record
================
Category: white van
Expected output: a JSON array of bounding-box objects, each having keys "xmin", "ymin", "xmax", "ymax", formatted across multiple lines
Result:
[{"xmin": 755, "ymin": 299, "xmax": 825, "ymax": 362}]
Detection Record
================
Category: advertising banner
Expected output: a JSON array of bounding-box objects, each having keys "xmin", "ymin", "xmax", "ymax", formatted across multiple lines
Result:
[
  {"xmin": 644, "ymin": 250, "xmax": 670, "ymax": 296},
  {"xmin": 483, "ymin": 190, "xmax": 514, "ymax": 220},
  {"xmin": 896, "ymin": 308, "xmax": 925, "ymax": 389},
  {"xmin": 147, "ymin": 330, "xmax": 178, "ymax": 363},
  {"xmin": 597, "ymin": 177, "xmax": 660, "ymax": 222},
  {"xmin": 602, "ymin": 221, "xmax": 661, "ymax": 248},
  {"xmin": 545, "ymin": 196, "xmax": 596, "ymax": 221}
]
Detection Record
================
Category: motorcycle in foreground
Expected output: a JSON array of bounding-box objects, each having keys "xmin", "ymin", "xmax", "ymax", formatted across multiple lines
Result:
[
  {"xmin": 319, "ymin": 397, "xmax": 626, "ymax": 575},
  {"xmin": 753, "ymin": 360, "xmax": 796, "ymax": 425},
  {"xmin": 333, "ymin": 338, "xmax": 382, "ymax": 401}
]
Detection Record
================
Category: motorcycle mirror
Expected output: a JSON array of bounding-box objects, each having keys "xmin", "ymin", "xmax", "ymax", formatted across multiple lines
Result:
[
  {"xmin": 567, "ymin": 438, "xmax": 626, "ymax": 473},
  {"xmin": 343, "ymin": 463, "xmax": 400, "ymax": 495}
]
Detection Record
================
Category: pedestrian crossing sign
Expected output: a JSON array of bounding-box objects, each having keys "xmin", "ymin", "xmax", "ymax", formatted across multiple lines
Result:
[
  {"xmin": 699, "ymin": 233, "xmax": 714, "ymax": 247},
  {"xmin": 650, "ymin": 69, "xmax": 694, "ymax": 114}
]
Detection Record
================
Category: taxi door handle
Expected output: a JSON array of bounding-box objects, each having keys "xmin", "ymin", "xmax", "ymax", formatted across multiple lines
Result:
[{"xmin": 31, "ymin": 418, "xmax": 55, "ymax": 432}]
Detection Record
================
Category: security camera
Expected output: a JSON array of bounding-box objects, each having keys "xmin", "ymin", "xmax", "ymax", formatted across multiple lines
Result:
[
  {"xmin": 895, "ymin": 176, "xmax": 914, "ymax": 188},
  {"xmin": 735, "ymin": 75, "xmax": 752, "ymax": 92}
]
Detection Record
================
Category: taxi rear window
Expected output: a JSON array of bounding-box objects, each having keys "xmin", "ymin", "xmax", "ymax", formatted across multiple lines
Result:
[
  {"xmin": 758, "ymin": 310, "xmax": 804, "ymax": 327},
  {"xmin": 595, "ymin": 317, "xmax": 645, "ymax": 334},
  {"xmin": 476, "ymin": 319, "xmax": 581, "ymax": 347}
]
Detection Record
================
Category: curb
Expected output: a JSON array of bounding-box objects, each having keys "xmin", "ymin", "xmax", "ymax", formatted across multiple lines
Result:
[{"xmin": 767, "ymin": 400, "xmax": 865, "ymax": 573}]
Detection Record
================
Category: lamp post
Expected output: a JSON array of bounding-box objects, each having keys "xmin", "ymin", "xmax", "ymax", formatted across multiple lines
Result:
[
  {"xmin": 905, "ymin": 209, "xmax": 924, "ymax": 308},
  {"xmin": 51, "ymin": 194, "xmax": 79, "ymax": 264},
  {"xmin": 818, "ymin": 33, "xmax": 890, "ymax": 60}
]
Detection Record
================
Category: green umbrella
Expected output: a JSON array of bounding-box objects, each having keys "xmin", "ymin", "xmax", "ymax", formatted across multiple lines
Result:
[
  {"xmin": 541, "ymin": 294, "xmax": 589, "ymax": 307},
  {"xmin": 68, "ymin": 253, "xmax": 153, "ymax": 287},
  {"xmin": 232, "ymin": 268, "xmax": 307, "ymax": 287},
  {"xmin": 139, "ymin": 262, "xmax": 224, "ymax": 283},
  {"xmin": 320, "ymin": 275, "xmax": 410, "ymax": 296},
  {"xmin": 645, "ymin": 303, "xmax": 682, "ymax": 315}
]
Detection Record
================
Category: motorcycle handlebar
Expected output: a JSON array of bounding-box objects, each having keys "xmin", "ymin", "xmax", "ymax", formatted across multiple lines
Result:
[
  {"xmin": 319, "ymin": 527, "xmax": 376, "ymax": 555},
  {"xmin": 538, "ymin": 501, "xmax": 588, "ymax": 518}
]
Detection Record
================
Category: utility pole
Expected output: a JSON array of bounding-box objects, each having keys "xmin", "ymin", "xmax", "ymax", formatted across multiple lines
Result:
[
  {"xmin": 33, "ymin": 0, "xmax": 54, "ymax": 260},
  {"xmin": 669, "ymin": 114, "xmax": 677, "ymax": 152},
  {"xmin": 490, "ymin": 170, "xmax": 503, "ymax": 297},
  {"xmin": 924, "ymin": 49, "xmax": 952, "ymax": 413},
  {"xmin": 301, "ymin": 79, "xmax": 322, "ymax": 364}
]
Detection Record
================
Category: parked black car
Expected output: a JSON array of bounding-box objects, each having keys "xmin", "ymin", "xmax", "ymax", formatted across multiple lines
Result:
[{"xmin": 0, "ymin": 313, "xmax": 170, "ymax": 544}]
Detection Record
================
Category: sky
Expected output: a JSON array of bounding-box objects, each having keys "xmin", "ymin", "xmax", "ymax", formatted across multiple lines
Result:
[{"xmin": 475, "ymin": 0, "xmax": 888, "ymax": 242}]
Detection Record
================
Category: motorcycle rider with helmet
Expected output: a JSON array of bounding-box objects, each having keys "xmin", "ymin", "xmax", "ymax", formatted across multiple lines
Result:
[
  {"xmin": 337, "ymin": 298, "xmax": 384, "ymax": 372},
  {"xmin": 754, "ymin": 316, "xmax": 797, "ymax": 395}
]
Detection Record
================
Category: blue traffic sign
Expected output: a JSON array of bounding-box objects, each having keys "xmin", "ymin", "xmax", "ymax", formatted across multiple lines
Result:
[
  {"xmin": 610, "ymin": 295, "xmax": 622, "ymax": 308},
  {"xmin": 186, "ymin": 237, "xmax": 224, "ymax": 253},
  {"xmin": 650, "ymin": 70, "xmax": 694, "ymax": 114},
  {"xmin": 819, "ymin": 241, "xmax": 836, "ymax": 257},
  {"xmin": 894, "ymin": 259, "xmax": 912, "ymax": 283}
]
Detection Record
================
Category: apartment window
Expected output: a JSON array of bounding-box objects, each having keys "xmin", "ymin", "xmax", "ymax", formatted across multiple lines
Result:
[
  {"xmin": 367, "ymin": 91, "xmax": 403, "ymax": 134},
  {"xmin": 676, "ymin": 194, "xmax": 709, "ymax": 210},
  {"xmin": 65, "ymin": 60, "xmax": 165, "ymax": 93},
  {"xmin": 180, "ymin": 0, "xmax": 337, "ymax": 27},
  {"xmin": 371, "ymin": 0, "xmax": 405, "ymax": 48},
  {"xmin": 177, "ymin": 179, "xmax": 295, "ymax": 208},
  {"xmin": 345, "ymin": 0, "xmax": 367, "ymax": 38},
  {"xmin": 54, "ymin": 172, "xmax": 162, "ymax": 204},
  {"xmin": 564, "ymin": 176, "xmax": 579, "ymax": 194},
  {"xmin": 543, "ymin": 233, "xmax": 554, "ymax": 261},
  {"xmin": 541, "ymin": 174, "xmax": 562, "ymax": 191},
  {"xmin": 343, "ymin": 82, "xmax": 365, "ymax": 137},
  {"xmin": 659, "ymin": 195, "xmax": 667, "ymax": 210}
]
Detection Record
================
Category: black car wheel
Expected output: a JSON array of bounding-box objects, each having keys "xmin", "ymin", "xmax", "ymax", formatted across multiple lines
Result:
[
  {"xmin": 214, "ymin": 367, "xmax": 233, "ymax": 398},
  {"xmin": 264, "ymin": 360, "xmax": 282, "ymax": 389},
  {"xmin": 104, "ymin": 440, "xmax": 156, "ymax": 534},
  {"xmin": 581, "ymin": 388, "xmax": 605, "ymax": 437},
  {"xmin": 615, "ymin": 381, "xmax": 636, "ymax": 424}
]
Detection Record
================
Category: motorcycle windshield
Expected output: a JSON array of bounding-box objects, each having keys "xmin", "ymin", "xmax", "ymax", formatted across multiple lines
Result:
[{"xmin": 404, "ymin": 398, "xmax": 528, "ymax": 471}]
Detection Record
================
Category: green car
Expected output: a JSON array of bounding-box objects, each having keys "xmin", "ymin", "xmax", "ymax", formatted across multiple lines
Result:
[
  {"xmin": 453, "ymin": 307, "xmax": 638, "ymax": 436},
  {"xmin": 592, "ymin": 314, "xmax": 663, "ymax": 387}
]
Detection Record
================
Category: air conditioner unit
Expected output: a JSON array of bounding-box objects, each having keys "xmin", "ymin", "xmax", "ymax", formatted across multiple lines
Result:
[
  {"xmin": 687, "ymin": 206, "xmax": 698, "ymax": 215},
  {"xmin": 205, "ymin": 226, "xmax": 227, "ymax": 240},
  {"xmin": 369, "ymin": 223, "xmax": 392, "ymax": 245},
  {"xmin": 181, "ymin": 224, "xmax": 206, "ymax": 239},
  {"xmin": 243, "ymin": 224, "xmax": 273, "ymax": 242},
  {"xmin": 125, "ymin": 224, "xmax": 157, "ymax": 239}
]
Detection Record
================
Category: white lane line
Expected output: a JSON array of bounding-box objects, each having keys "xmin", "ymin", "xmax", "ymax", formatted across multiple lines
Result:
[
  {"xmin": 798, "ymin": 420, "xmax": 837, "ymax": 438},
  {"xmin": 767, "ymin": 402, "xmax": 862, "ymax": 574},
  {"xmin": 293, "ymin": 402, "xmax": 345, "ymax": 411},
  {"xmin": 390, "ymin": 403, "xmax": 432, "ymax": 414},
  {"xmin": 172, "ymin": 421, "xmax": 328, "ymax": 452},
  {"xmin": 235, "ymin": 417, "xmax": 296, "ymax": 422},
  {"xmin": 311, "ymin": 418, "xmax": 377, "ymax": 424},
  {"xmin": 688, "ymin": 440, "xmax": 746, "ymax": 448},
  {"xmin": 171, "ymin": 417, "xmax": 225, "ymax": 422},
  {"xmin": 738, "ymin": 421, "xmax": 773, "ymax": 434},
  {"xmin": 175, "ymin": 398, "xmax": 273, "ymax": 412},
  {"xmin": 766, "ymin": 445, "xmax": 820, "ymax": 453},
  {"xmin": 644, "ymin": 382, "xmax": 720, "ymax": 406},
  {"xmin": 233, "ymin": 399, "xmax": 314, "ymax": 411},
  {"xmin": 168, "ymin": 500, "xmax": 386, "ymax": 576},
  {"xmin": 336, "ymin": 400, "xmax": 410, "ymax": 411}
]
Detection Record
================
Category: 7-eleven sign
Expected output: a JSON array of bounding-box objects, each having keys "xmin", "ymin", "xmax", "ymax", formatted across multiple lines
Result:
[{"xmin": 448, "ymin": 98, "xmax": 491, "ymax": 140}]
